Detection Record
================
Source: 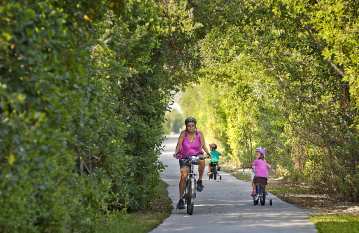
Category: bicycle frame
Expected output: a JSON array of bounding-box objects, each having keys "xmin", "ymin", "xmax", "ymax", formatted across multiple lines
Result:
[{"xmin": 209, "ymin": 161, "xmax": 219, "ymax": 180}]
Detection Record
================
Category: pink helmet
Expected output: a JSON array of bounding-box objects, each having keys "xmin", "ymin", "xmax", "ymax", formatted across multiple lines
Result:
[{"xmin": 255, "ymin": 147, "xmax": 266, "ymax": 156}]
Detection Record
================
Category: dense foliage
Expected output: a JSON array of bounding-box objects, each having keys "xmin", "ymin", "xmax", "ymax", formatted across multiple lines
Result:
[
  {"xmin": 180, "ymin": 0, "xmax": 358, "ymax": 200},
  {"xmin": 0, "ymin": 0, "xmax": 196, "ymax": 232}
]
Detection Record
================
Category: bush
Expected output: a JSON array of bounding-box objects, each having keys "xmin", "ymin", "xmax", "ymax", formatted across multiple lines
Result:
[{"xmin": 0, "ymin": 0, "xmax": 196, "ymax": 232}]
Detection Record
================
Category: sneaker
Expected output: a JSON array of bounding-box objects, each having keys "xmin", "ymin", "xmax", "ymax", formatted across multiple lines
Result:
[
  {"xmin": 176, "ymin": 199, "xmax": 185, "ymax": 209},
  {"xmin": 197, "ymin": 180, "xmax": 204, "ymax": 192}
]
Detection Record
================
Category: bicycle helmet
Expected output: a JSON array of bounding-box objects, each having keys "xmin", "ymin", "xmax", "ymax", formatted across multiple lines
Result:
[
  {"xmin": 209, "ymin": 143, "xmax": 217, "ymax": 150},
  {"xmin": 184, "ymin": 116, "xmax": 197, "ymax": 126},
  {"xmin": 255, "ymin": 147, "xmax": 266, "ymax": 156}
]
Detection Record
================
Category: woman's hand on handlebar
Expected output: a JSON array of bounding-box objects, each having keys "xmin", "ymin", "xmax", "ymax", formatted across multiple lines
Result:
[
  {"xmin": 173, "ymin": 153, "xmax": 181, "ymax": 159},
  {"xmin": 205, "ymin": 152, "xmax": 211, "ymax": 159}
]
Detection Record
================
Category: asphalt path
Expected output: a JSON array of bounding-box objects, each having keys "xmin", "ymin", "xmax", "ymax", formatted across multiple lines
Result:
[{"xmin": 151, "ymin": 135, "xmax": 317, "ymax": 233}]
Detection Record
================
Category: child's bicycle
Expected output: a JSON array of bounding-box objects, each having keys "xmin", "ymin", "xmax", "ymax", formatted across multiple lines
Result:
[
  {"xmin": 208, "ymin": 161, "xmax": 222, "ymax": 180},
  {"xmin": 253, "ymin": 181, "xmax": 273, "ymax": 206},
  {"xmin": 182, "ymin": 156, "xmax": 200, "ymax": 215}
]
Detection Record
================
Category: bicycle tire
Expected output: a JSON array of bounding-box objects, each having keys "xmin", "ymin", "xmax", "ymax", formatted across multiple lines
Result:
[
  {"xmin": 187, "ymin": 203, "xmax": 194, "ymax": 215},
  {"xmin": 191, "ymin": 177, "xmax": 196, "ymax": 199},
  {"xmin": 186, "ymin": 179, "xmax": 193, "ymax": 214},
  {"xmin": 213, "ymin": 166, "xmax": 217, "ymax": 180},
  {"xmin": 260, "ymin": 185, "xmax": 266, "ymax": 205},
  {"xmin": 260, "ymin": 194, "xmax": 266, "ymax": 205},
  {"xmin": 183, "ymin": 179, "xmax": 190, "ymax": 202}
]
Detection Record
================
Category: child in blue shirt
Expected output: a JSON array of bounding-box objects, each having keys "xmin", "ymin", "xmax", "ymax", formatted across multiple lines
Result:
[{"xmin": 208, "ymin": 143, "xmax": 221, "ymax": 175}]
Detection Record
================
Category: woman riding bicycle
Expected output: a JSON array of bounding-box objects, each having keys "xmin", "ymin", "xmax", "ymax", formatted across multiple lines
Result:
[{"xmin": 174, "ymin": 116, "xmax": 210, "ymax": 209}]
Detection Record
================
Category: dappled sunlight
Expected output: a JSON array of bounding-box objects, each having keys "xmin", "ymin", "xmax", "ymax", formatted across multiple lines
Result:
[{"xmin": 2, "ymin": 0, "xmax": 356, "ymax": 232}]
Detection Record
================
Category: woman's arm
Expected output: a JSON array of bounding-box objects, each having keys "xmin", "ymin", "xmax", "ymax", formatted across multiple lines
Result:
[
  {"xmin": 174, "ymin": 131, "xmax": 185, "ymax": 155},
  {"xmin": 199, "ymin": 131, "xmax": 210, "ymax": 155}
]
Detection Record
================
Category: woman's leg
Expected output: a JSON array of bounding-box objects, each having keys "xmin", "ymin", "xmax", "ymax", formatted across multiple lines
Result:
[
  {"xmin": 198, "ymin": 159, "xmax": 205, "ymax": 181},
  {"xmin": 179, "ymin": 167, "xmax": 188, "ymax": 199}
]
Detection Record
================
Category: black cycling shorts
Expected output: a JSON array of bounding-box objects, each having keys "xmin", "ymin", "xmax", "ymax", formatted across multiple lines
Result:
[
  {"xmin": 179, "ymin": 155, "xmax": 205, "ymax": 168},
  {"xmin": 253, "ymin": 176, "xmax": 268, "ymax": 185},
  {"xmin": 209, "ymin": 161, "xmax": 218, "ymax": 166}
]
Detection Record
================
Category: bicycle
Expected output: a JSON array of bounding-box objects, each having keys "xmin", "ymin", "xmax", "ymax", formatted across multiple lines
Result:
[
  {"xmin": 253, "ymin": 182, "xmax": 272, "ymax": 206},
  {"xmin": 208, "ymin": 161, "xmax": 222, "ymax": 180},
  {"xmin": 182, "ymin": 156, "xmax": 200, "ymax": 215}
]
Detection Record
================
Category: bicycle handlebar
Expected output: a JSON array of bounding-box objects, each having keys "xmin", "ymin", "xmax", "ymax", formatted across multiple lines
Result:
[
  {"xmin": 183, "ymin": 156, "xmax": 200, "ymax": 165},
  {"xmin": 173, "ymin": 152, "xmax": 210, "ymax": 159}
]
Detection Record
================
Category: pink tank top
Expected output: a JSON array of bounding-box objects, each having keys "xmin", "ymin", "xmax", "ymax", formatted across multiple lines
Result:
[
  {"xmin": 252, "ymin": 159, "xmax": 269, "ymax": 177},
  {"xmin": 180, "ymin": 130, "xmax": 203, "ymax": 158}
]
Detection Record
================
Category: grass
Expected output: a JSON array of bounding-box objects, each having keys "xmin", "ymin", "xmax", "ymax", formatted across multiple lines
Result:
[
  {"xmin": 95, "ymin": 180, "xmax": 172, "ymax": 233},
  {"xmin": 310, "ymin": 215, "xmax": 359, "ymax": 233},
  {"xmin": 95, "ymin": 211, "xmax": 170, "ymax": 233},
  {"xmin": 267, "ymin": 181, "xmax": 313, "ymax": 200},
  {"xmin": 220, "ymin": 165, "xmax": 252, "ymax": 182},
  {"xmin": 232, "ymin": 170, "xmax": 252, "ymax": 182}
]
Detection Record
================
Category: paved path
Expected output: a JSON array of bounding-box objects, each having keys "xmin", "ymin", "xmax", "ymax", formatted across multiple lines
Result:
[{"xmin": 151, "ymin": 135, "xmax": 317, "ymax": 233}]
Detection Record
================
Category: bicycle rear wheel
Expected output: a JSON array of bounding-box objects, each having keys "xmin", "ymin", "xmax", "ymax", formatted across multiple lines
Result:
[
  {"xmin": 260, "ymin": 195, "xmax": 266, "ymax": 205},
  {"xmin": 260, "ymin": 185, "xmax": 266, "ymax": 205},
  {"xmin": 253, "ymin": 197, "xmax": 259, "ymax": 205}
]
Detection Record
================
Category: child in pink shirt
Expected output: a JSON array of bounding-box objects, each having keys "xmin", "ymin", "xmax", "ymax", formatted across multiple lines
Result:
[{"xmin": 251, "ymin": 147, "xmax": 271, "ymax": 196}]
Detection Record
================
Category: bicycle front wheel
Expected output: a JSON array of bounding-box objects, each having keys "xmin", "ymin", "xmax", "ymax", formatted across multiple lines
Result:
[
  {"xmin": 186, "ymin": 179, "xmax": 193, "ymax": 215},
  {"xmin": 187, "ymin": 203, "xmax": 194, "ymax": 215}
]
